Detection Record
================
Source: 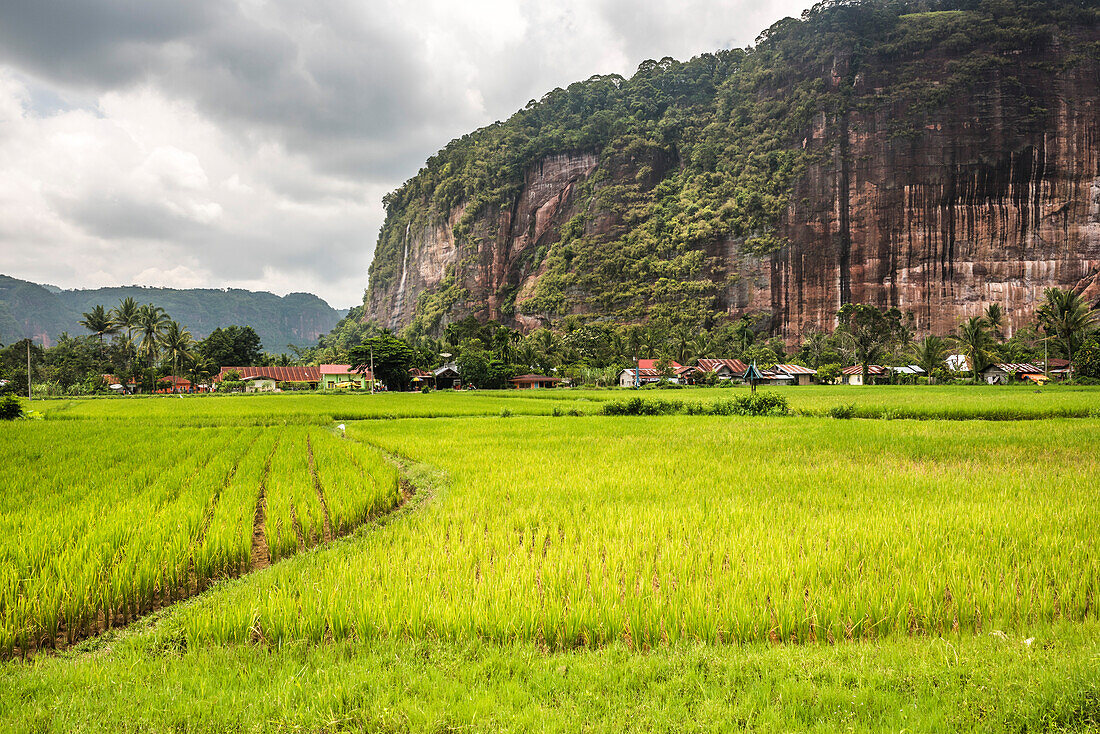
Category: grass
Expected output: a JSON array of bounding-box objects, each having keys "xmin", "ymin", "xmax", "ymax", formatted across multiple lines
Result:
[
  {"xmin": 166, "ymin": 416, "xmax": 1099, "ymax": 651},
  {"xmin": 2, "ymin": 626, "xmax": 1098, "ymax": 732},
  {"xmin": 29, "ymin": 383, "xmax": 1100, "ymax": 424},
  {"xmin": 2, "ymin": 387, "xmax": 1099, "ymax": 731}
]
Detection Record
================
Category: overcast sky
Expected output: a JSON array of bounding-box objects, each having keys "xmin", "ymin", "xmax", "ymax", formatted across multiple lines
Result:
[{"xmin": 0, "ymin": 0, "xmax": 814, "ymax": 308}]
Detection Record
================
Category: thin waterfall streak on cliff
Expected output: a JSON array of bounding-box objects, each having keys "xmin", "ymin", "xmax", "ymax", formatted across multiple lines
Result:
[{"xmin": 397, "ymin": 221, "xmax": 411, "ymax": 306}]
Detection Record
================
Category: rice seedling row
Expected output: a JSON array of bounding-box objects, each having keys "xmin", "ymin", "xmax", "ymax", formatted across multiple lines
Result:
[
  {"xmin": 0, "ymin": 421, "xmax": 401, "ymax": 658},
  {"xmin": 178, "ymin": 415, "xmax": 1100, "ymax": 650}
]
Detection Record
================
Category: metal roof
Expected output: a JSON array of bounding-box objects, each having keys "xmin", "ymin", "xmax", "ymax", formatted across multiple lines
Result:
[
  {"xmin": 510, "ymin": 374, "xmax": 561, "ymax": 382},
  {"xmin": 986, "ymin": 363, "xmax": 1043, "ymax": 374},
  {"xmin": 774, "ymin": 364, "xmax": 817, "ymax": 376},
  {"xmin": 319, "ymin": 364, "xmax": 358, "ymax": 375},
  {"xmin": 696, "ymin": 358, "xmax": 748, "ymax": 374},
  {"xmin": 636, "ymin": 359, "xmax": 681, "ymax": 371},
  {"xmin": 842, "ymin": 365, "xmax": 888, "ymax": 376},
  {"xmin": 433, "ymin": 362, "xmax": 460, "ymax": 377},
  {"xmin": 217, "ymin": 366, "xmax": 321, "ymax": 382}
]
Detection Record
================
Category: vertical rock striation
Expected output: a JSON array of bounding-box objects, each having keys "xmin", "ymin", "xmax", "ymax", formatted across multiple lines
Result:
[
  {"xmin": 364, "ymin": 6, "xmax": 1100, "ymax": 340},
  {"xmin": 772, "ymin": 48, "xmax": 1100, "ymax": 339}
]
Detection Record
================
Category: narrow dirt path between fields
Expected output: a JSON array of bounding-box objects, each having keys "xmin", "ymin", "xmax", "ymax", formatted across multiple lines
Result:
[
  {"xmin": 306, "ymin": 434, "xmax": 335, "ymax": 543},
  {"xmin": 8, "ymin": 437, "xmax": 435, "ymax": 662},
  {"xmin": 249, "ymin": 439, "xmax": 278, "ymax": 571}
]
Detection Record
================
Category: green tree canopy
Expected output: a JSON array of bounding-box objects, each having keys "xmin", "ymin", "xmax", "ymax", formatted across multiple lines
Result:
[
  {"xmin": 198, "ymin": 326, "xmax": 264, "ymax": 367},
  {"xmin": 836, "ymin": 304, "xmax": 907, "ymax": 383},
  {"xmin": 350, "ymin": 334, "xmax": 414, "ymax": 390}
]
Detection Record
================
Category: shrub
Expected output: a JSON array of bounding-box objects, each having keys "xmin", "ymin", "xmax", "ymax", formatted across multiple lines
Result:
[
  {"xmin": 726, "ymin": 391, "xmax": 790, "ymax": 416},
  {"xmin": 601, "ymin": 397, "xmax": 679, "ymax": 416},
  {"xmin": 0, "ymin": 395, "xmax": 23, "ymax": 420},
  {"xmin": 420, "ymin": 386, "xmax": 432, "ymax": 394},
  {"xmin": 829, "ymin": 403, "xmax": 857, "ymax": 419},
  {"xmin": 552, "ymin": 406, "xmax": 563, "ymax": 417},
  {"xmin": 499, "ymin": 407, "xmax": 513, "ymax": 418}
]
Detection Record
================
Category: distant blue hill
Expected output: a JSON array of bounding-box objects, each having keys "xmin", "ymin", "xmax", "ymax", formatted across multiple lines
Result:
[{"xmin": 0, "ymin": 274, "xmax": 345, "ymax": 351}]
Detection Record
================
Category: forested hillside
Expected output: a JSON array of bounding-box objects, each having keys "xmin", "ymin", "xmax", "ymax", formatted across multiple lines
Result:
[
  {"xmin": 0, "ymin": 275, "xmax": 343, "ymax": 350},
  {"xmin": 365, "ymin": 0, "xmax": 1100, "ymax": 341}
]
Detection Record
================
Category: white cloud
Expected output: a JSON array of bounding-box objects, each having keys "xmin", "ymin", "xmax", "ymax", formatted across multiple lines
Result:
[{"xmin": 0, "ymin": 0, "xmax": 815, "ymax": 308}]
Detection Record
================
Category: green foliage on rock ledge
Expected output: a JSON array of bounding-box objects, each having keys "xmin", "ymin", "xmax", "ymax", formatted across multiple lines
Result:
[{"xmin": 367, "ymin": 0, "xmax": 1100, "ymax": 332}]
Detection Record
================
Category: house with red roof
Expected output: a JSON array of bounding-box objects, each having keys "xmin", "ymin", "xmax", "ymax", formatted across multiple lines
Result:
[
  {"xmin": 841, "ymin": 365, "xmax": 889, "ymax": 385},
  {"xmin": 216, "ymin": 365, "xmax": 321, "ymax": 392},
  {"xmin": 695, "ymin": 359, "xmax": 748, "ymax": 380},
  {"xmin": 772, "ymin": 364, "xmax": 817, "ymax": 386},
  {"xmin": 617, "ymin": 359, "xmax": 691, "ymax": 387}
]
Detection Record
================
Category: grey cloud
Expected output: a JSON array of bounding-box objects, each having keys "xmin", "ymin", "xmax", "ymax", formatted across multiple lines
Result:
[
  {"xmin": 0, "ymin": 0, "xmax": 224, "ymax": 84},
  {"xmin": 0, "ymin": 0, "xmax": 814, "ymax": 306}
]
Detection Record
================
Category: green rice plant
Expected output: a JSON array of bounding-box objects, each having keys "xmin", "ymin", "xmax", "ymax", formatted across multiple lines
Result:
[{"xmin": 174, "ymin": 415, "xmax": 1100, "ymax": 652}]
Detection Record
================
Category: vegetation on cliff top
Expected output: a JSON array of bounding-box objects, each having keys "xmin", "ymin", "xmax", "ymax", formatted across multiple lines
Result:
[{"xmin": 367, "ymin": 0, "xmax": 1099, "ymax": 334}]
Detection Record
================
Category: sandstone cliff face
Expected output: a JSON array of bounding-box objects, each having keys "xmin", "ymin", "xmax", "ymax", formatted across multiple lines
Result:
[
  {"xmin": 769, "ymin": 48, "xmax": 1100, "ymax": 340},
  {"xmin": 366, "ymin": 18, "xmax": 1100, "ymax": 340},
  {"xmin": 367, "ymin": 153, "xmax": 598, "ymax": 331}
]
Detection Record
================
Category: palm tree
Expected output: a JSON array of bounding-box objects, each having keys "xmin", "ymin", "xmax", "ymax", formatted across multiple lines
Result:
[
  {"xmin": 112, "ymin": 297, "xmax": 140, "ymax": 342},
  {"xmin": 671, "ymin": 324, "xmax": 694, "ymax": 364},
  {"xmin": 78, "ymin": 305, "xmax": 116, "ymax": 342},
  {"xmin": 954, "ymin": 317, "xmax": 995, "ymax": 383},
  {"xmin": 911, "ymin": 335, "xmax": 948, "ymax": 384},
  {"xmin": 136, "ymin": 304, "xmax": 170, "ymax": 366},
  {"xmin": 985, "ymin": 303, "xmax": 1005, "ymax": 339},
  {"xmin": 160, "ymin": 320, "xmax": 195, "ymax": 392},
  {"xmin": 799, "ymin": 328, "xmax": 832, "ymax": 370},
  {"xmin": 187, "ymin": 357, "xmax": 216, "ymax": 393},
  {"xmin": 691, "ymin": 329, "xmax": 715, "ymax": 361},
  {"xmin": 1037, "ymin": 288, "xmax": 1097, "ymax": 378}
]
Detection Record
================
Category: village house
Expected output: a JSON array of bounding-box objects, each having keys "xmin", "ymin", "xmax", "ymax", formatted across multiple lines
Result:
[
  {"xmin": 1043, "ymin": 358, "xmax": 1072, "ymax": 380},
  {"xmin": 841, "ymin": 365, "xmax": 889, "ymax": 385},
  {"xmin": 617, "ymin": 359, "xmax": 687, "ymax": 387},
  {"xmin": 772, "ymin": 364, "xmax": 817, "ymax": 386},
  {"xmin": 216, "ymin": 366, "xmax": 321, "ymax": 392},
  {"xmin": 408, "ymin": 367, "xmax": 434, "ymax": 390},
  {"xmin": 319, "ymin": 364, "xmax": 372, "ymax": 390},
  {"xmin": 757, "ymin": 367, "xmax": 795, "ymax": 386},
  {"xmin": 979, "ymin": 363, "xmax": 1047, "ymax": 385},
  {"xmin": 509, "ymin": 374, "xmax": 562, "ymax": 390},
  {"xmin": 433, "ymin": 362, "xmax": 461, "ymax": 390},
  {"xmin": 695, "ymin": 358, "xmax": 748, "ymax": 381}
]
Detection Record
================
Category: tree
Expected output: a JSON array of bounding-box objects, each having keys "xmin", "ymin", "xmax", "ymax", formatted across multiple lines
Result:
[
  {"xmin": 985, "ymin": 303, "xmax": 1005, "ymax": 339},
  {"xmin": 197, "ymin": 326, "xmax": 264, "ymax": 367},
  {"xmin": 112, "ymin": 297, "xmax": 141, "ymax": 344},
  {"xmin": 816, "ymin": 363, "xmax": 842, "ymax": 385},
  {"xmin": 78, "ymin": 305, "xmax": 117, "ymax": 342},
  {"xmin": 954, "ymin": 317, "xmax": 995, "ymax": 383},
  {"xmin": 1073, "ymin": 338, "xmax": 1100, "ymax": 380},
  {"xmin": 798, "ymin": 327, "xmax": 839, "ymax": 369},
  {"xmin": 835, "ymin": 304, "xmax": 906, "ymax": 384},
  {"xmin": 456, "ymin": 347, "xmax": 491, "ymax": 389},
  {"xmin": 160, "ymin": 321, "xmax": 195, "ymax": 391},
  {"xmin": 1037, "ymin": 288, "xmax": 1097, "ymax": 378},
  {"xmin": 456, "ymin": 346, "xmax": 515, "ymax": 389},
  {"xmin": 187, "ymin": 357, "xmax": 217, "ymax": 392},
  {"xmin": 136, "ymin": 304, "xmax": 170, "ymax": 365},
  {"xmin": 911, "ymin": 335, "xmax": 948, "ymax": 384},
  {"xmin": 350, "ymin": 334, "xmax": 413, "ymax": 390}
]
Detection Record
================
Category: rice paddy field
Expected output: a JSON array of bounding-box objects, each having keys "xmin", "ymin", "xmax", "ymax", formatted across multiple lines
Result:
[{"xmin": 2, "ymin": 385, "xmax": 1099, "ymax": 732}]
